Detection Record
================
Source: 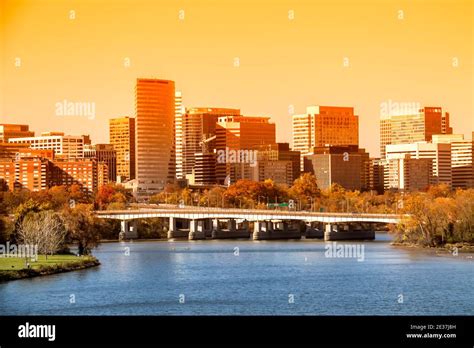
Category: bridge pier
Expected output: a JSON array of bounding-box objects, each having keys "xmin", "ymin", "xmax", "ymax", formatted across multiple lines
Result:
[
  {"xmin": 189, "ymin": 219, "xmax": 207, "ymax": 240},
  {"xmin": 212, "ymin": 218, "xmax": 251, "ymax": 239},
  {"xmin": 211, "ymin": 218, "xmax": 220, "ymax": 238},
  {"xmin": 167, "ymin": 217, "xmax": 190, "ymax": 239},
  {"xmin": 305, "ymin": 222, "xmax": 324, "ymax": 238},
  {"xmin": 252, "ymin": 221, "xmax": 265, "ymax": 240},
  {"xmin": 167, "ymin": 217, "xmax": 176, "ymax": 239},
  {"xmin": 324, "ymin": 222, "xmax": 375, "ymax": 241},
  {"xmin": 253, "ymin": 220, "xmax": 301, "ymax": 240},
  {"xmin": 204, "ymin": 219, "xmax": 213, "ymax": 238},
  {"xmin": 120, "ymin": 220, "xmax": 137, "ymax": 240}
]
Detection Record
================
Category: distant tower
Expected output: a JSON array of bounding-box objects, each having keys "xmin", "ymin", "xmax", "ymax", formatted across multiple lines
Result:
[
  {"xmin": 292, "ymin": 106, "xmax": 359, "ymax": 170},
  {"xmin": 135, "ymin": 78, "xmax": 175, "ymax": 196},
  {"xmin": 175, "ymin": 91, "xmax": 184, "ymax": 179},
  {"xmin": 109, "ymin": 116, "xmax": 135, "ymax": 181},
  {"xmin": 380, "ymin": 106, "xmax": 452, "ymax": 159}
]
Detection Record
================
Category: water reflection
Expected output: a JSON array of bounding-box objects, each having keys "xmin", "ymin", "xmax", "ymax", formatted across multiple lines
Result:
[{"xmin": 0, "ymin": 235, "xmax": 472, "ymax": 315}]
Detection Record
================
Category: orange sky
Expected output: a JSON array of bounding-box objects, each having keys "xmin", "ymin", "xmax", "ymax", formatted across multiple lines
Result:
[{"xmin": 1, "ymin": 0, "xmax": 473, "ymax": 156}]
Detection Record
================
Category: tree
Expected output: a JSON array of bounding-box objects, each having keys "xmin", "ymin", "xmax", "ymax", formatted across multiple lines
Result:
[
  {"xmin": 17, "ymin": 211, "xmax": 67, "ymax": 260},
  {"xmin": 427, "ymin": 184, "xmax": 452, "ymax": 199},
  {"xmin": 453, "ymin": 189, "xmax": 474, "ymax": 243},
  {"xmin": 17, "ymin": 212, "xmax": 43, "ymax": 262},
  {"xmin": 0, "ymin": 179, "xmax": 8, "ymax": 192},
  {"xmin": 392, "ymin": 186, "xmax": 473, "ymax": 247},
  {"xmin": 42, "ymin": 212, "xmax": 67, "ymax": 257},
  {"xmin": 95, "ymin": 183, "xmax": 132, "ymax": 210},
  {"xmin": 320, "ymin": 184, "xmax": 345, "ymax": 212},
  {"xmin": 225, "ymin": 180, "xmax": 261, "ymax": 208},
  {"xmin": 289, "ymin": 173, "xmax": 320, "ymax": 210},
  {"xmin": 47, "ymin": 186, "xmax": 70, "ymax": 210},
  {"xmin": 205, "ymin": 186, "xmax": 226, "ymax": 207},
  {"xmin": 62, "ymin": 204, "xmax": 100, "ymax": 255},
  {"xmin": 0, "ymin": 189, "xmax": 32, "ymax": 215},
  {"xmin": 12, "ymin": 199, "xmax": 43, "ymax": 238},
  {"xmin": 0, "ymin": 216, "xmax": 10, "ymax": 244},
  {"xmin": 149, "ymin": 183, "xmax": 181, "ymax": 205}
]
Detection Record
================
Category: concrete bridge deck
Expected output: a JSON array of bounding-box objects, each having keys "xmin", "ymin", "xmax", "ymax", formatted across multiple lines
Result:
[
  {"xmin": 96, "ymin": 207, "xmax": 404, "ymax": 241},
  {"xmin": 96, "ymin": 207, "xmax": 403, "ymax": 224}
]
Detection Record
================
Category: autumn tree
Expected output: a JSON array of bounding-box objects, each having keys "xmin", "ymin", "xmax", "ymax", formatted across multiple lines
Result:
[
  {"xmin": 62, "ymin": 204, "xmax": 100, "ymax": 255},
  {"xmin": 149, "ymin": 183, "xmax": 181, "ymax": 205},
  {"xmin": 392, "ymin": 187, "xmax": 474, "ymax": 246},
  {"xmin": 452, "ymin": 189, "xmax": 474, "ymax": 243},
  {"xmin": 205, "ymin": 186, "xmax": 226, "ymax": 207},
  {"xmin": 290, "ymin": 173, "xmax": 320, "ymax": 198},
  {"xmin": 95, "ymin": 183, "xmax": 132, "ymax": 210}
]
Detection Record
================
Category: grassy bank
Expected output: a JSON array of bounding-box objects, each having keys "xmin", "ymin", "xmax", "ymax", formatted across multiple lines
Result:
[{"xmin": 0, "ymin": 255, "xmax": 100, "ymax": 282}]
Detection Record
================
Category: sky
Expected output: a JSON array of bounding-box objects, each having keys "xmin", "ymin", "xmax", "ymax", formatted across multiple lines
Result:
[{"xmin": 1, "ymin": 0, "xmax": 473, "ymax": 157}]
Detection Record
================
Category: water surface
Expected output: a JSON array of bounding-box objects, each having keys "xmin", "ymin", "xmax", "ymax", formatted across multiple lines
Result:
[{"xmin": 0, "ymin": 234, "xmax": 472, "ymax": 315}]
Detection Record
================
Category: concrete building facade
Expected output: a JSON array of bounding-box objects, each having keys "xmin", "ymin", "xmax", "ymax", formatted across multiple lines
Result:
[
  {"xmin": 109, "ymin": 116, "xmax": 136, "ymax": 182},
  {"xmin": 9, "ymin": 132, "xmax": 89, "ymax": 159},
  {"xmin": 292, "ymin": 106, "xmax": 359, "ymax": 170},
  {"xmin": 84, "ymin": 143, "xmax": 117, "ymax": 182},
  {"xmin": 380, "ymin": 106, "xmax": 452, "ymax": 159},
  {"xmin": 385, "ymin": 142, "xmax": 452, "ymax": 189},
  {"xmin": 135, "ymin": 78, "xmax": 176, "ymax": 196}
]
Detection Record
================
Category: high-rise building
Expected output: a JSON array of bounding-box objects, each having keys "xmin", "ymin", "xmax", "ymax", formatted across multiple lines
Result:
[
  {"xmin": 175, "ymin": 91, "xmax": 184, "ymax": 179},
  {"xmin": 252, "ymin": 160, "xmax": 294, "ymax": 186},
  {"xmin": 215, "ymin": 115, "xmax": 276, "ymax": 184},
  {"xmin": 135, "ymin": 78, "xmax": 175, "ymax": 196},
  {"xmin": 193, "ymin": 152, "xmax": 217, "ymax": 185},
  {"xmin": 0, "ymin": 142, "xmax": 30, "ymax": 159},
  {"xmin": 109, "ymin": 116, "xmax": 135, "ymax": 182},
  {"xmin": 254, "ymin": 143, "xmax": 301, "ymax": 185},
  {"xmin": 0, "ymin": 124, "xmax": 34, "ymax": 143},
  {"xmin": 368, "ymin": 158, "xmax": 385, "ymax": 194},
  {"xmin": 0, "ymin": 155, "xmax": 105, "ymax": 193},
  {"xmin": 0, "ymin": 156, "xmax": 52, "ymax": 191},
  {"xmin": 8, "ymin": 132, "xmax": 88, "ymax": 159},
  {"xmin": 432, "ymin": 134, "xmax": 473, "ymax": 189},
  {"xmin": 51, "ymin": 159, "xmax": 106, "ymax": 193},
  {"xmin": 305, "ymin": 145, "xmax": 369, "ymax": 191},
  {"xmin": 385, "ymin": 142, "xmax": 452, "ymax": 189},
  {"xmin": 380, "ymin": 106, "xmax": 452, "ymax": 159},
  {"xmin": 84, "ymin": 144, "xmax": 117, "ymax": 182},
  {"xmin": 182, "ymin": 107, "xmax": 240, "ymax": 180},
  {"xmin": 385, "ymin": 154, "xmax": 432, "ymax": 192},
  {"xmin": 292, "ymin": 106, "xmax": 359, "ymax": 170}
]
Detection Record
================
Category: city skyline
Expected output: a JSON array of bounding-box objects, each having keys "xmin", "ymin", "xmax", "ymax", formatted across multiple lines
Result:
[
  {"xmin": 1, "ymin": 0, "xmax": 473, "ymax": 157},
  {"xmin": 1, "ymin": 1, "xmax": 474, "ymax": 338}
]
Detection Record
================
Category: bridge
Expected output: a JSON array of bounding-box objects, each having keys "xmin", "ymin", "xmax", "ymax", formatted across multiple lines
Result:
[{"xmin": 96, "ymin": 207, "xmax": 404, "ymax": 241}]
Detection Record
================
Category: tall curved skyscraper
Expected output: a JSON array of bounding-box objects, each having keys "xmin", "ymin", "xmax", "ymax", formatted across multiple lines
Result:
[{"xmin": 135, "ymin": 78, "xmax": 176, "ymax": 197}]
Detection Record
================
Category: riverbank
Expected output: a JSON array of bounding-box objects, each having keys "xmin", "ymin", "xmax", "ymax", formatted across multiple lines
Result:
[
  {"xmin": 0, "ymin": 255, "xmax": 100, "ymax": 282},
  {"xmin": 391, "ymin": 241, "xmax": 474, "ymax": 258}
]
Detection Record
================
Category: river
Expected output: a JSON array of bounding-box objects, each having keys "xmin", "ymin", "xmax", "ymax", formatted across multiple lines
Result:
[{"xmin": 0, "ymin": 234, "xmax": 473, "ymax": 315}]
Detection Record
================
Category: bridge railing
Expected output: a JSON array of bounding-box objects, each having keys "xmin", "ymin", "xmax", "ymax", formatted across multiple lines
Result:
[{"xmin": 95, "ymin": 207, "xmax": 406, "ymax": 221}]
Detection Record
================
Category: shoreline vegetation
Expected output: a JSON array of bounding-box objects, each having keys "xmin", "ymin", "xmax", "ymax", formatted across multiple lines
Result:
[
  {"xmin": 0, "ymin": 255, "xmax": 100, "ymax": 282},
  {"xmin": 0, "ymin": 179, "xmax": 472, "ymax": 282},
  {"xmin": 390, "ymin": 241, "xmax": 474, "ymax": 254}
]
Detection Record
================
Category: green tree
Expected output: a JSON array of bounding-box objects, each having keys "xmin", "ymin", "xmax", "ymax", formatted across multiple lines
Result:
[{"xmin": 62, "ymin": 204, "xmax": 100, "ymax": 255}]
